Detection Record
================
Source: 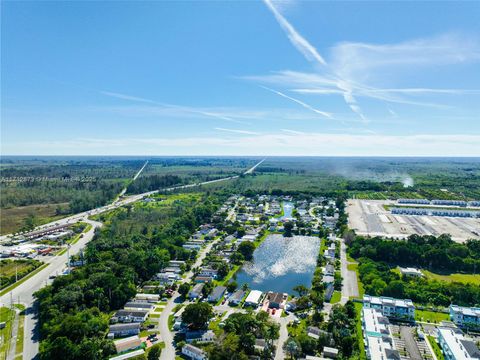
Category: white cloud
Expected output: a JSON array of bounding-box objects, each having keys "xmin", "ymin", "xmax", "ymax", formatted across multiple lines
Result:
[
  {"xmin": 329, "ymin": 33, "xmax": 480, "ymax": 82},
  {"xmin": 253, "ymin": 2, "xmax": 480, "ymax": 120},
  {"xmin": 263, "ymin": 0, "xmax": 327, "ymax": 66},
  {"xmin": 101, "ymin": 90, "xmax": 248, "ymax": 124},
  {"xmin": 6, "ymin": 133, "xmax": 480, "ymax": 156},
  {"xmin": 214, "ymin": 127, "xmax": 260, "ymax": 135},
  {"xmin": 280, "ymin": 128, "xmax": 305, "ymax": 135},
  {"xmin": 261, "ymin": 86, "xmax": 333, "ymax": 119}
]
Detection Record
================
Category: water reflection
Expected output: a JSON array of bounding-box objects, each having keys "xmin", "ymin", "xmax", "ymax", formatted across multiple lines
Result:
[{"xmin": 235, "ymin": 234, "xmax": 320, "ymax": 294}]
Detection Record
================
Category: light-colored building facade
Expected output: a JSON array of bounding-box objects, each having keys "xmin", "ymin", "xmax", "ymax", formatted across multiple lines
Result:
[
  {"xmin": 363, "ymin": 295, "xmax": 415, "ymax": 321},
  {"xmin": 362, "ymin": 308, "xmax": 401, "ymax": 360},
  {"xmin": 437, "ymin": 327, "xmax": 480, "ymax": 360},
  {"xmin": 450, "ymin": 305, "xmax": 480, "ymax": 329}
]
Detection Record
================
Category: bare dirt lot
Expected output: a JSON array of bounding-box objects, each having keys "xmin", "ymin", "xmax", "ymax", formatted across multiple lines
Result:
[{"xmin": 347, "ymin": 199, "xmax": 480, "ymax": 242}]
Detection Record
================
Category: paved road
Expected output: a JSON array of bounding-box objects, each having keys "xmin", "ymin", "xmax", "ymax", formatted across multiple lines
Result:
[
  {"xmin": 117, "ymin": 160, "xmax": 149, "ymax": 199},
  {"xmin": 159, "ymin": 237, "xmax": 222, "ymax": 360},
  {"xmin": 0, "ymin": 219, "xmax": 102, "ymax": 360},
  {"xmin": 274, "ymin": 315, "xmax": 294, "ymax": 360},
  {"xmin": 400, "ymin": 325, "xmax": 423, "ymax": 360},
  {"xmin": 339, "ymin": 237, "xmax": 359, "ymax": 304}
]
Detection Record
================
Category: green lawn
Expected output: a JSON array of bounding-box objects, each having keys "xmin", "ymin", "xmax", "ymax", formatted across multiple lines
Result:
[
  {"xmin": 423, "ymin": 270, "xmax": 480, "ymax": 285},
  {"xmin": 149, "ymin": 313, "xmax": 160, "ymax": 318},
  {"xmin": 15, "ymin": 313, "xmax": 25, "ymax": 357},
  {"xmin": 0, "ymin": 307, "xmax": 15, "ymax": 357},
  {"xmin": 415, "ymin": 309, "xmax": 449, "ymax": 324},
  {"xmin": 427, "ymin": 336, "xmax": 445, "ymax": 360},
  {"xmin": 330, "ymin": 291, "xmax": 342, "ymax": 304}
]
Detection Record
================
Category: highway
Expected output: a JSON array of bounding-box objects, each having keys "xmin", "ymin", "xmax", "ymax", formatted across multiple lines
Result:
[
  {"xmin": 0, "ymin": 219, "xmax": 102, "ymax": 360},
  {"xmin": 0, "ymin": 158, "xmax": 265, "ymax": 359},
  {"xmin": 116, "ymin": 160, "xmax": 149, "ymax": 199}
]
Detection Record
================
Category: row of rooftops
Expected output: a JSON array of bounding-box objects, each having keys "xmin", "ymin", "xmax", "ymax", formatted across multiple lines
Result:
[{"xmin": 398, "ymin": 198, "xmax": 480, "ymax": 207}]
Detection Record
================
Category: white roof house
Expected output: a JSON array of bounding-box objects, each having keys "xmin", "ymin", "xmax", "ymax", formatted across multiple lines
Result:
[
  {"xmin": 399, "ymin": 267, "xmax": 423, "ymax": 277},
  {"xmin": 244, "ymin": 290, "xmax": 263, "ymax": 307}
]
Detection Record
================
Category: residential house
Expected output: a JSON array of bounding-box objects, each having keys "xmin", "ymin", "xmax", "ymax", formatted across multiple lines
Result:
[
  {"xmin": 194, "ymin": 275, "xmax": 214, "ymax": 283},
  {"xmin": 108, "ymin": 323, "xmax": 141, "ymax": 338},
  {"xmin": 229, "ymin": 290, "xmax": 246, "ymax": 306},
  {"xmin": 267, "ymin": 292, "xmax": 287, "ymax": 309},
  {"xmin": 244, "ymin": 290, "xmax": 263, "ymax": 307},
  {"xmin": 208, "ymin": 286, "xmax": 226, "ymax": 303},
  {"xmin": 185, "ymin": 330, "xmax": 216, "ymax": 344},
  {"xmin": 114, "ymin": 335, "xmax": 142, "ymax": 354},
  {"xmin": 323, "ymin": 347, "xmax": 339, "ymax": 359},
  {"xmin": 111, "ymin": 310, "xmax": 148, "ymax": 324},
  {"xmin": 182, "ymin": 344, "xmax": 207, "ymax": 360},
  {"xmin": 123, "ymin": 302, "xmax": 153, "ymax": 312},
  {"xmin": 189, "ymin": 283, "xmax": 204, "ymax": 300},
  {"xmin": 135, "ymin": 293, "xmax": 160, "ymax": 303},
  {"xmin": 399, "ymin": 267, "xmax": 423, "ymax": 277},
  {"xmin": 199, "ymin": 268, "xmax": 218, "ymax": 278}
]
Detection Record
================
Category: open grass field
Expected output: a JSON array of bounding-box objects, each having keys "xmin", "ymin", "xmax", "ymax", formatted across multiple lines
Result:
[
  {"xmin": 0, "ymin": 259, "xmax": 40, "ymax": 277},
  {"xmin": 415, "ymin": 309, "xmax": 450, "ymax": 324},
  {"xmin": 0, "ymin": 203, "xmax": 67, "ymax": 235},
  {"xmin": 423, "ymin": 270, "xmax": 480, "ymax": 285}
]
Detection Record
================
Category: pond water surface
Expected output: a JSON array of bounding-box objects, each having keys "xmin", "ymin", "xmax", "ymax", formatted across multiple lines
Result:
[{"xmin": 235, "ymin": 234, "xmax": 320, "ymax": 294}]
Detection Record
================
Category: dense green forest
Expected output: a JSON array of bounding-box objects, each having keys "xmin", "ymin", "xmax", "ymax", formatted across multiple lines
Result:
[
  {"xmin": 349, "ymin": 234, "xmax": 480, "ymax": 273},
  {"xmin": 348, "ymin": 235, "xmax": 480, "ymax": 307},
  {"xmin": 34, "ymin": 193, "xmax": 223, "ymax": 360}
]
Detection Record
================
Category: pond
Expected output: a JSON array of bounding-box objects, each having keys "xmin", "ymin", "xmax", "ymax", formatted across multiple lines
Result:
[
  {"xmin": 234, "ymin": 234, "xmax": 320, "ymax": 294},
  {"xmin": 280, "ymin": 201, "xmax": 294, "ymax": 220}
]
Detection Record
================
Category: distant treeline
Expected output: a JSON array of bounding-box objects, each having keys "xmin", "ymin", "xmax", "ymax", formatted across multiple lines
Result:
[{"xmin": 126, "ymin": 174, "xmax": 182, "ymax": 194}]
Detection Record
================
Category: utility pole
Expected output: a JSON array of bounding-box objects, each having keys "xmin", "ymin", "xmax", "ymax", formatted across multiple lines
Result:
[{"xmin": 67, "ymin": 244, "xmax": 71, "ymax": 274}]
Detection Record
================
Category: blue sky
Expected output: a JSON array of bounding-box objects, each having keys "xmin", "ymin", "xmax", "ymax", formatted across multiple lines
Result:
[{"xmin": 2, "ymin": 0, "xmax": 480, "ymax": 156}]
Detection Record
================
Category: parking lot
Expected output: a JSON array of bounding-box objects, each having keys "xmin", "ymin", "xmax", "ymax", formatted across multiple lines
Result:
[{"xmin": 347, "ymin": 200, "xmax": 480, "ymax": 242}]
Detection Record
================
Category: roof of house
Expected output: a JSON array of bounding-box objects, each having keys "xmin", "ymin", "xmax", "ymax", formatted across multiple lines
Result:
[
  {"xmin": 183, "ymin": 344, "xmax": 205, "ymax": 356},
  {"xmin": 124, "ymin": 302, "xmax": 153, "ymax": 309},
  {"xmin": 114, "ymin": 310, "xmax": 148, "ymax": 318},
  {"xmin": 267, "ymin": 292, "xmax": 285, "ymax": 304},
  {"xmin": 230, "ymin": 290, "xmax": 246, "ymax": 302},
  {"xmin": 209, "ymin": 286, "xmax": 226, "ymax": 300},
  {"xmin": 110, "ymin": 323, "xmax": 141, "ymax": 331},
  {"xmin": 114, "ymin": 336, "xmax": 142, "ymax": 353}
]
